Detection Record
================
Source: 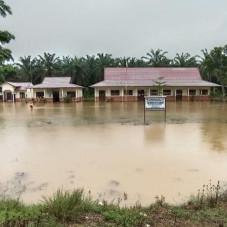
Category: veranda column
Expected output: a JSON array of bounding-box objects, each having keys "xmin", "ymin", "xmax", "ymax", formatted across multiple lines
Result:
[
  {"xmin": 187, "ymin": 88, "xmax": 189, "ymax": 101},
  {"xmin": 95, "ymin": 89, "xmax": 98, "ymax": 102},
  {"xmin": 61, "ymin": 89, "xmax": 64, "ymax": 101},
  {"xmin": 121, "ymin": 87, "xmax": 124, "ymax": 101},
  {"xmin": 76, "ymin": 89, "xmax": 78, "ymax": 101},
  {"xmin": 12, "ymin": 91, "xmax": 14, "ymax": 103}
]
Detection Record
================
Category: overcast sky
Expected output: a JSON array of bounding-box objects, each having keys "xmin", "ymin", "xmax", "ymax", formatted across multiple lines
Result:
[{"xmin": 2, "ymin": 0, "xmax": 227, "ymax": 60}]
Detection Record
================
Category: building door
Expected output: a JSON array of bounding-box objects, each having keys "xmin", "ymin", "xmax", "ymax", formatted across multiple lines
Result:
[
  {"xmin": 176, "ymin": 90, "xmax": 183, "ymax": 101},
  {"xmin": 53, "ymin": 91, "xmax": 60, "ymax": 102},
  {"xmin": 99, "ymin": 90, "xmax": 106, "ymax": 101},
  {"xmin": 6, "ymin": 92, "xmax": 12, "ymax": 101},
  {"xmin": 138, "ymin": 90, "xmax": 144, "ymax": 101}
]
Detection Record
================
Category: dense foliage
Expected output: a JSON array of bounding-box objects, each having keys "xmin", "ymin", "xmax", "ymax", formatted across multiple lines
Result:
[
  {"xmin": 0, "ymin": 0, "xmax": 15, "ymax": 65},
  {"xmin": 2, "ymin": 46, "xmax": 227, "ymax": 89}
]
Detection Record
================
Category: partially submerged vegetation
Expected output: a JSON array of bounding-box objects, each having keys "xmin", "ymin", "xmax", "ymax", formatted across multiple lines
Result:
[{"xmin": 1, "ymin": 182, "xmax": 227, "ymax": 226}]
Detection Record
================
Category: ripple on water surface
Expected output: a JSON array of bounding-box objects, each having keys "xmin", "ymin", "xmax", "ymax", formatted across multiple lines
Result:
[{"xmin": 0, "ymin": 102, "xmax": 227, "ymax": 205}]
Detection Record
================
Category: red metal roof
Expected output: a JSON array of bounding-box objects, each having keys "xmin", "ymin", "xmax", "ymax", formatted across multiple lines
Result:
[
  {"xmin": 91, "ymin": 67, "xmax": 220, "ymax": 87},
  {"xmin": 32, "ymin": 77, "xmax": 82, "ymax": 89},
  {"xmin": 104, "ymin": 67, "xmax": 201, "ymax": 80},
  {"xmin": 7, "ymin": 82, "xmax": 33, "ymax": 90}
]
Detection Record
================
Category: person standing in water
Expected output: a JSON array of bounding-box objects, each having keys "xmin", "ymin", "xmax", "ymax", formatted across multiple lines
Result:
[{"xmin": 29, "ymin": 100, "xmax": 34, "ymax": 110}]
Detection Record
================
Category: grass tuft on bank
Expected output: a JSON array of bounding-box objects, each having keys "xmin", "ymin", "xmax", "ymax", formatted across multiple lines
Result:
[{"xmin": 1, "ymin": 183, "xmax": 227, "ymax": 226}]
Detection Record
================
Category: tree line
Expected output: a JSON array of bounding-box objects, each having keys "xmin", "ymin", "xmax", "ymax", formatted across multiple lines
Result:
[{"xmin": 0, "ymin": 1, "xmax": 227, "ymax": 95}]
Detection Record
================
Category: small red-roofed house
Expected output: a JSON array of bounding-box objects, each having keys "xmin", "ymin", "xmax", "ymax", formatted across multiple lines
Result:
[
  {"xmin": 32, "ymin": 77, "xmax": 83, "ymax": 102},
  {"xmin": 1, "ymin": 82, "xmax": 33, "ymax": 102}
]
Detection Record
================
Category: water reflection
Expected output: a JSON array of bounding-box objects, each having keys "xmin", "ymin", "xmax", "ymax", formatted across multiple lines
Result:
[
  {"xmin": 0, "ymin": 102, "xmax": 227, "ymax": 205},
  {"xmin": 144, "ymin": 124, "xmax": 166, "ymax": 144},
  {"xmin": 200, "ymin": 123, "xmax": 227, "ymax": 152}
]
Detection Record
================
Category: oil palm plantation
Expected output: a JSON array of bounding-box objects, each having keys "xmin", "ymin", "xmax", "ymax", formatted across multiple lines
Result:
[
  {"xmin": 38, "ymin": 53, "xmax": 60, "ymax": 77},
  {"xmin": 142, "ymin": 49, "xmax": 171, "ymax": 67},
  {"xmin": 61, "ymin": 56, "xmax": 87, "ymax": 86},
  {"xmin": 95, "ymin": 53, "xmax": 115, "ymax": 82},
  {"xmin": 15, "ymin": 56, "xmax": 37, "ymax": 82},
  {"xmin": 200, "ymin": 46, "xmax": 227, "ymax": 96},
  {"xmin": 173, "ymin": 53, "xmax": 198, "ymax": 67},
  {"xmin": 83, "ymin": 55, "xmax": 97, "ymax": 85}
]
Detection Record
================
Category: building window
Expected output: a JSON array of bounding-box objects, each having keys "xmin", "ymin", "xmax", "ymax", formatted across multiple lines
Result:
[
  {"xmin": 67, "ymin": 91, "xmax": 76, "ymax": 97},
  {"xmin": 111, "ymin": 90, "xmax": 120, "ymax": 96},
  {"xmin": 163, "ymin": 90, "xmax": 171, "ymax": 96},
  {"xmin": 20, "ymin": 92, "xmax": 25, "ymax": 98},
  {"xmin": 124, "ymin": 90, "xmax": 133, "ymax": 96},
  {"xmin": 189, "ymin": 89, "xmax": 196, "ymax": 96},
  {"xmin": 36, "ymin": 92, "xmax": 44, "ymax": 98},
  {"xmin": 0, "ymin": 87, "xmax": 2, "ymax": 92},
  {"xmin": 200, "ymin": 89, "xmax": 208, "ymax": 95},
  {"xmin": 47, "ymin": 91, "xmax": 52, "ymax": 97},
  {"xmin": 150, "ymin": 90, "xmax": 158, "ymax": 96}
]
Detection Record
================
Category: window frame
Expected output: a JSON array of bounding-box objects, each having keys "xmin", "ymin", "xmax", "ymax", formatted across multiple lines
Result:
[
  {"xmin": 200, "ymin": 89, "xmax": 208, "ymax": 95},
  {"xmin": 36, "ymin": 92, "xmax": 44, "ymax": 98},
  {"xmin": 189, "ymin": 89, "xmax": 196, "ymax": 96},
  {"xmin": 20, "ymin": 92, "xmax": 25, "ymax": 98},
  {"xmin": 67, "ymin": 91, "xmax": 76, "ymax": 97},
  {"xmin": 111, "ymin": 90, "xmax": 120, "ymax": 96},
  {"xmin": 124, "ymin": 90, "xmax": 133, "ymax": 96},
  {"xmin": 163, "ymin": 89, "xmax": 171, "ymax": 96},
  {"xmin": 150, "ymin": 90, "xmax": 158, "ymax": 96}
]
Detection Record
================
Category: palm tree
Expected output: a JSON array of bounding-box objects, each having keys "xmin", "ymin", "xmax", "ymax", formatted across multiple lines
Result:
[
  {"xmin": 61, "ymin": 56, "xmax": 87, "ymax": 85},
  {"xmin": 32, "ymin": 59, "xmax": 45, "ymax": 84},
  {"xmin": 38, "ymin": 53, "xmax": 60, "ymax": 77},
  {"xmin": 173, "ymin": 53, "xmax": 198, "ymax": 67},
  {"xmin": 200, "ymin": 46, "xmax": 227, "ymax": 96},
  {"xmin": 115, "ymin": 57, "xmax": 131, "ymax": 67},
  {"xmin": 115, "ymin": 57, "xmax": 148, "ymax": 67},
  {"xmin": 95, "ymin": 53, "xmax": 115, "ymax": 81},
  {"xmin": 142, "ymin": 49, "xmax": 170, "ymax": 67},
  {"xmin": 83, "ymin": 55, "xmax": 97, "ymax": 85},
  {"xmin": 15, "ymin": 56, "xmax": 37, "ymax": 82},
  {"xmin": 0, "ymin": 0, "xmax": 12, "ymax": 17},
  {"xmin": 199, "ymin": 49, "xmax": 215, "ymax": 82}
]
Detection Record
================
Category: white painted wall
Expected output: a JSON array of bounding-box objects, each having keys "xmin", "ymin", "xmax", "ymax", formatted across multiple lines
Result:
[
  {"xmin": 2, "ymin": 83, "xmax": 14, "ymax": 92},
  {"xmin": 32, "ymin": 88, "xmax": 83, "ymax": 99},
  {"xmin": 2, "ymin": 83, "xmax": 33, "ymax": 100},
  {"xmin": 62, "ymin": 88, "xmax": 83, "ymax": 98},
  {"xmin": 94, "ymin": 86, "xmax": 211, "ymax": 100},
  {"xmin": 33, "ymin": 89, "xmax": 45, "ymax": 98}
]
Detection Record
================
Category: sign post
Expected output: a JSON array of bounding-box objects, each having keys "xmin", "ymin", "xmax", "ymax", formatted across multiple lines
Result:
[{"xmin": 144, "ymin": 96, "xmax": 166, "ymax": 124}]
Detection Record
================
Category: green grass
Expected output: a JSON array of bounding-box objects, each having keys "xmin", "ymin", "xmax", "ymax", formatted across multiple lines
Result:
[
  {"xmin": 0, "ymin": 185, "xmax": 227, "ymax": 226},
  {"xmin": 42, "ymin": 189, "xmax": 96, "ymax": 223}
]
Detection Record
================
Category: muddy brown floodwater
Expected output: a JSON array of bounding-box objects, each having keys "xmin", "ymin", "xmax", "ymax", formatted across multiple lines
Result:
[{"xmin": 0, "ymin": 101, "xmax": 227, "ymax": 206}]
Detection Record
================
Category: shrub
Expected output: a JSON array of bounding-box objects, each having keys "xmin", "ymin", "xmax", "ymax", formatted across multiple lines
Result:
[
  {"xmin": 42, "ymin": 189, "xmax": 95, "ymax": 223},
  {"xmin": 185, "ymin": 181, "xmax": 223, "ymax": 210}
]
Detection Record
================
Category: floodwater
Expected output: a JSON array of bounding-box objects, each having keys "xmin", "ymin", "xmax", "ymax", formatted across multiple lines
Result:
[{"xmin": 0, "ymin": 101, "xmax": 227, "ymax": 205}]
